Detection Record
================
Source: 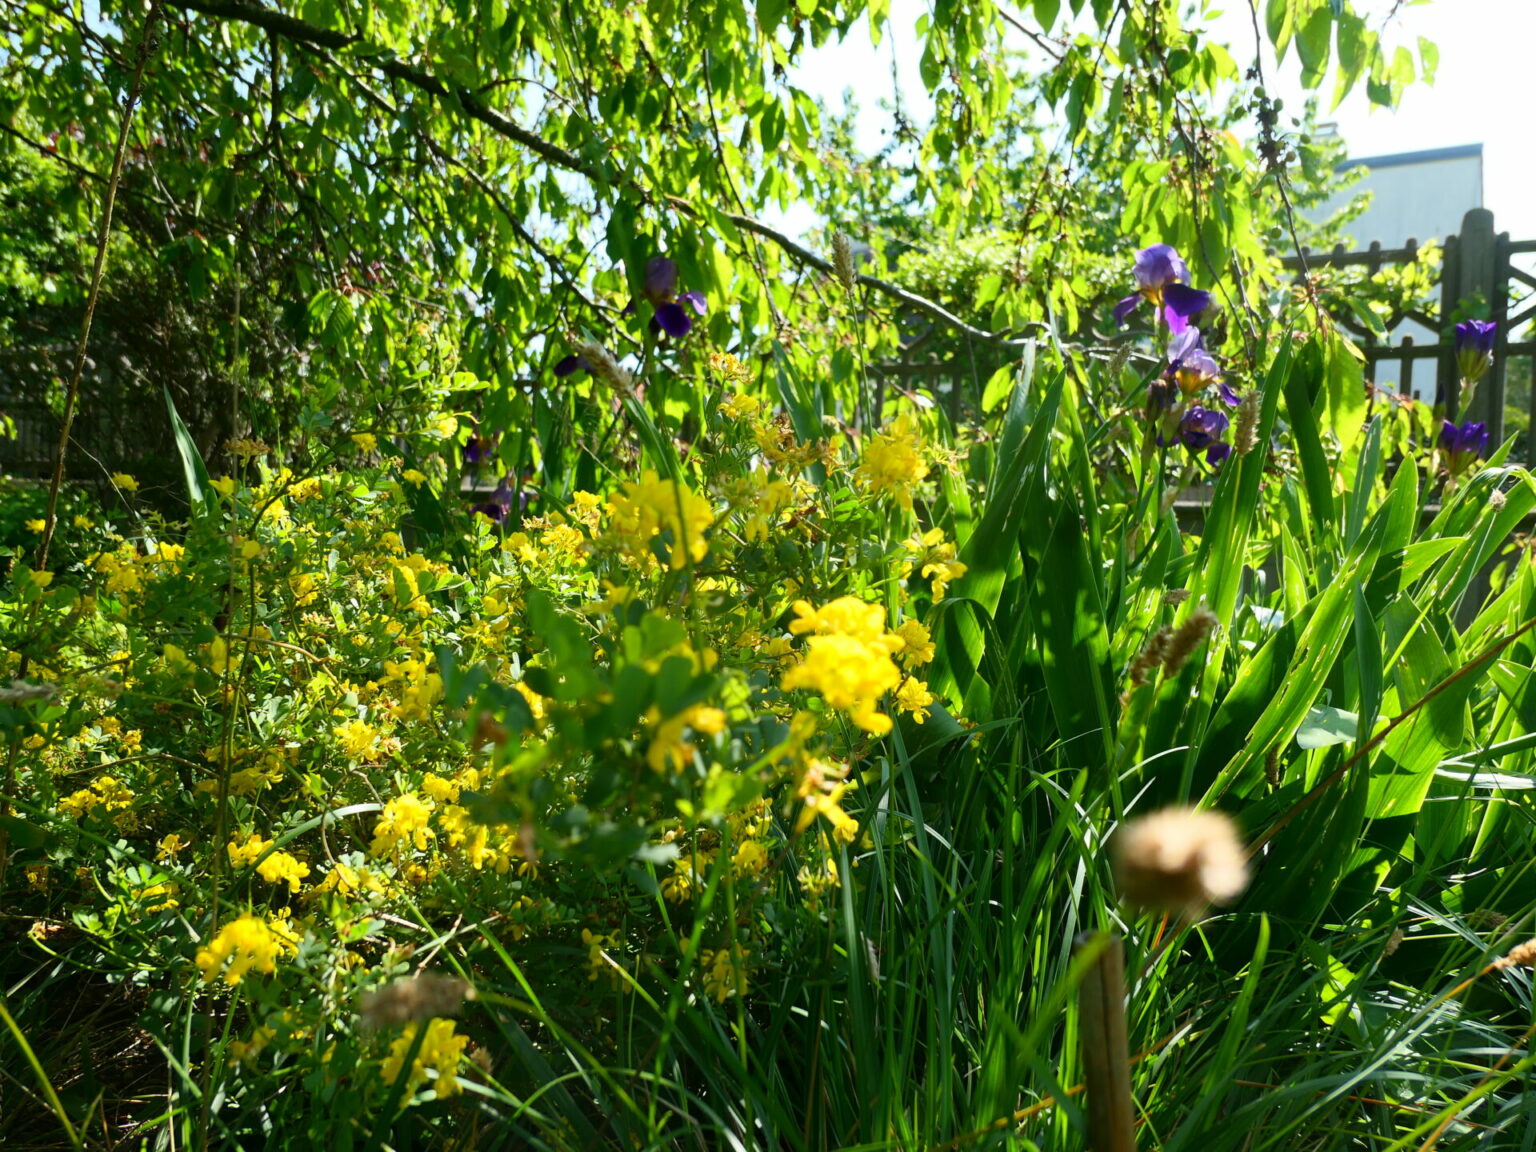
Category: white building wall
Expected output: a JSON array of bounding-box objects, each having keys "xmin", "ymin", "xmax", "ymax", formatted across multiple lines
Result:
[{"xmin": 1306, "ymin": 145, "xmax": 1483, "ymax": 397}]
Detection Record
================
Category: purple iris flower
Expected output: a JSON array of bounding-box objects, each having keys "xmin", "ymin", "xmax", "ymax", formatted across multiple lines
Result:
[
  {"xmin": 1114, "ymin": 244, "xmax": 1211, "ymax": 334},
  {"xmin": 1177, "ymin": 405, "xmax": 1231, "ymax": 465},
  {"xmin": 642, "ymin": 256, "xmax": 708, "ymax": 338},
  {"xmin": 1439, "ymin": 419, "xmax": 1488, "ymax": 474},
  {"xmin": 464, "ymin": 429, "xmax": 498, "ymax": 467},
  {"xmin": 1455, "ymin": 320, "xmax": 1497, "ymax": 383},
  {"xmin": 472, "ymin": 478, "xmax": 515, "ymax": 524},
  {"xmin": 1167, "ymin": 328, "xmax": 1223, "ymax": 397}
]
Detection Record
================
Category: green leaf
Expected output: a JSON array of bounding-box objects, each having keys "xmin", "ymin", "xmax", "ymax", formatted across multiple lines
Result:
[
  {"xmin": 1331, "ymin": 13, "xmax": 1367, "ymax": 109},
  {"xmin": 1418, "ymin": 35, "xmax": 1439, "ymax": 84},
  {"xmin": 1295, "ymin": 6, "xmax": 1332, "ymax": 89},
  {"xmin": 980, "ymin": 364, "xmax": 1013, "ymax": 415},
  {"xmin": 1265, "ymin": 0, "xmax": 1296, "ymax": 59},
  {"xmin": 1296, "ymin": 703, "xmax": 1358, "ymax": 750},
  {"xmin": 162, "ymin": 383, "xmax": 215, "ymax": 518}
]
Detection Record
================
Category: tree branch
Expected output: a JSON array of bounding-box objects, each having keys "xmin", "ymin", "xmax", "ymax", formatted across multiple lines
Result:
[{"xmin": 168, "ymin": 0, "xmax": 1040, "ymax": 349}]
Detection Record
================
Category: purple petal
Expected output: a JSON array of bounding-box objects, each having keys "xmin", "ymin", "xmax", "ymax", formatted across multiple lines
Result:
[
  {"xmin": 1134, "ymin": 244, "xmax": 1187, "ymax": 291},
  {"xmin": 1217, "ymin": 383, "xmax": 1242, "ymax": 407},
  {"xmin": 1166, "ymin": 327, "xmax": 1203, "ymax": 365},
  {"xmin": 1206, "ymin": 442, "xmax": 1232, "ymax": 466},
  {"xmin": 644, "ymin": 256, "xmax": 679, "ymax": 306},
  {"xmin": 1113, "ymin": 294, "xmax": 1141, "ymax": 327},
  {"xmin": 1162, "ymin": 284, "xmax": 1211, "ymax": 331},
  {"xmin": 654, "ymin": 301, "xmax": 694, "ymax": 338},
  {"xmin": 554, "ymin": 354, "xmax": 588, "ymax": 377},
  {"xmin": 679, "ymin": 290, "xmax": 707, "ymax": 316}
]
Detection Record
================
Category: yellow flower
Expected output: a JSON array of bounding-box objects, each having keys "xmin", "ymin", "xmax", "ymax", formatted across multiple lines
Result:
[
  {"xmin": 719, "ymin": 392, "xmax": 762, "ymax": 420},
  {"xmin": 350, "ymin": 432, "xmax": 378, "ymax": 453},
  {"xmin": 228, "ymin": 832, "xmax": 274, "ymax": 868},
  {"xmin": 334, "ymin": 719, "xmax": 381, "ymax": 761},
  {"xmin": 646, "ymin": 704, "xmax": 726, "ymax": 773},
  {"xmin": 257, "ymin": 850, "xmax": 311, "ymax": 893},
  {"xmin": 22, "ymin": 567, "xmax": 53, "ymax": 589},
  {"xmin": 110, "ymin": 472, "xmax": 139, "ymax": 493},
  {"xmin": 895, "ymin": 677, "xmax": 935, "ymax": 723},
  {"xmin": 195, "ymin": 915, "xmax": 299, "ymax": 985},
  {"xmin": 372, "ymin": 793, "xmax": 435, "ymax": 858},
  {"xmin": 211, "ymin": 476, "xmax": 238, "ymax": 498},
  {"xmin": 699, "ymin": 946, "xmax": 750, "ymax": 1002},
  {"xmin": 792, "ymin": 759, "xmax": 861, "ymax": 844},
  {"xmin": 902, "ymin": 528, "xmax": 968, "ymax": 600},
  {"xmin": 24, "ymin": 518, "xmax": 46, "ymax": 532},
  {"xmin": 157, "ymin": 833, "xmax": 189, "ymax": 862},
  {"xmin": 781, "ymin": 597, "xmax": 904, "ymax": 735},
  {"xmin": 381, "ymin": 1018, "xmax": 467, "ymax": 1100},
  {"xmin": 607, "ymin": 470, "xmax": 713, "ymax": 570},
  {"xmin": 401, "ymin": 469, "xmax": 428, "ymax": 485},
  {"xmin": 856, "ymin": 410, "xmax": 928, "ymax": 509},
  {"xmin": 895, "ymin": 619, "xmax": 935, "ymax": 665}
]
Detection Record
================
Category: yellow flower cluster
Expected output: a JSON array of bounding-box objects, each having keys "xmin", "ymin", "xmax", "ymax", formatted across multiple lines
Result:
[
  {"xmin": 792, "ymin": 757, "xmax": 860, "ymax": 845},
  {"xmin": 699, "ymin": 945, "xmax": 750, "ymax": 1002},
  {"xmin": 902, "ymin": 528, "xmax": 968, "ymax": 600},
  {"xmin": 195, "ymin": 914, "xmax": 299, "ymax": 985},
  {"xmin": 59, "ymin": 774, "xmax": 136, "ymax": 822},
  {"xmin": 335, "ymin": 719, "xmax": 382, "ymax": 761},
  {"xmin": 645, "ymin": 703, "xmax": 726, "ymax": 773},
  {"xmin": 257, "ymin": 850, "xmax": 310, "ymax": 893},
  {"xmin": 607, "ymin": 471, "xmax": 713, "ymax": 570},
  {"xmin": 372, "ymin": 793, "xmax": 435, "ymax": 858},
  {"xmin": 780, "ymin": 597, "xmax": 904, "ymax": 735},
  {"xmin": 227, "ymin": 832, "xmax": 274, "ymax": 868},
  {"xmin": 856, "ymin": 410, "xmax": 929, "ymax": 510},
  {"xmin": 380, "ymin": 1018, "xmax": 467, "ymax": 1100}
]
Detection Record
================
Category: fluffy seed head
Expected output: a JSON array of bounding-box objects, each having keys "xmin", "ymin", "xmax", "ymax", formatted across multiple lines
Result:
[
  {"xmin": 1494, "ymin": 938, "xmax": 1536, "ymax": 970},
  {"xmin": 1162, "ymin": 608, "xmax": 1219, "ymax": 676},
  {"xmin": 1127, "ymin": 626, "xmax": 1173, "ymax": 688},
  {"xmin": 832, "ymin": 232, "xmax": 857, "ymax": 295},
  {"xmin": 574, "ymin": 339, "xmax": 634, "ymax": 396},
  {"xmin": 1233, "ymin": 390, "xmax": 1261, "ymax": 456},
  {"xmin": 358, "ymin": 973, "xmax": 474, "ymax": 1030},
  {"xmin": 1112, "ymin": 806, "xmax": 1249, "ymax": 912}
]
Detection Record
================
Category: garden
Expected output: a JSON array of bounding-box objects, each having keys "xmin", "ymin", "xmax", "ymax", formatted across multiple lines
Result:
[{"xmin": 1, "ymin": 1, "xmax": 1533, "ymax": 1149}]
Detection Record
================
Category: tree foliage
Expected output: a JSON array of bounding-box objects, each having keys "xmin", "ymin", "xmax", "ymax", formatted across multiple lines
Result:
[{"xmin": 1, "ymin": 0, "xmax": 1427, "ymax": 472}]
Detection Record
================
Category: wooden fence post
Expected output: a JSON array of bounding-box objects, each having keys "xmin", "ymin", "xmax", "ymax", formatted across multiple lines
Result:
[{"xmin": 1454, "ymin": 208, "xmax": 1504, "ymax": 443}]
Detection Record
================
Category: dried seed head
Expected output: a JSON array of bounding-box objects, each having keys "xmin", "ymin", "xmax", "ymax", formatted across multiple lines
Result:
[
  {"xmin": 1162, "ymin": 608, "xmax": 1219, "ymax": 677},
  {"xmin": 1382, "ymin": 927, "xmax": 1405, "ymax": 958},
  {"xmin": 1106, "ymin": 340, "xmax": 1135, "ymax": 383},
  {"xmin": 1112, "ymin": 806, "xmax": 1249, "ymax": 912},
  {"xmin": 358, "ymin": 973, "xmax": 474, "ymax": 1030},
  {"xmin": 1161, "ymin": 589, "xmax": 1191, "ymax": 607},
  {"xmin": 1494, "ymin": 938, "xmax": 1536, "ymax": 970},
  {"xmin": 832, "ymin": 232, "xmax": 858, "ymax": 295},
  {"xmin": 574, "ymin": 339, "xmax": 634, "ymax": 396},
  {"xmin": 1233, "ymin": 390, "xmax": 1261, "ymax": 457},
  {"xmin": 1127, "ymin": 626, "xmax": 1174, "ymax": 688},
  {"xmin": 1490, "ymin": 487, "xmax": 1508, "ymax": 512}
]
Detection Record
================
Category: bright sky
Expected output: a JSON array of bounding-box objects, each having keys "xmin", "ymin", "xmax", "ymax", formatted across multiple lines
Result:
[{"xmin": 791, "ymin": 0, "xmax": 1536, "ymax": 242}]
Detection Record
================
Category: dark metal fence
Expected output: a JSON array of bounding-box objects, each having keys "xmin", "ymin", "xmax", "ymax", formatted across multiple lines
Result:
[{"xmin": 1282, "ymin": 207, "xmax": 1536, "ymax": 463}]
